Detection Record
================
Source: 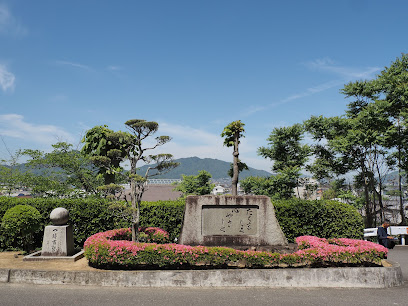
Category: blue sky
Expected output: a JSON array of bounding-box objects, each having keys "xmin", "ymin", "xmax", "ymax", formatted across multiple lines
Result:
[{"xmin": 0, "ymin": 0, "xmax": 407, "ymax": 171}]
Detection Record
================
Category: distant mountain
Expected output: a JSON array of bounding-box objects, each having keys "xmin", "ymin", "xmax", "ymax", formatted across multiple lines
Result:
[
  {"xmin": 383, "ymin": 171, "xmax": 406, "ymax": 185},
  {"xmin": 2, "ymin": 156, "xmax": 272, "ymax": 181},
  {"xmin": 137, "ymin": 157, "xmax": 272, "ymax": 180}
]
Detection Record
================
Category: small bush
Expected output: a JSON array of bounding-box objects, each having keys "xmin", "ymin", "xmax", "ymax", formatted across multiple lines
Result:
[
  {"xmin": 84, "ymin": 228, "xmax": 387, "ymax": 269},
  {"xmin": 1, "ymin": 205, "xmax": 42, "ymax": 252}
]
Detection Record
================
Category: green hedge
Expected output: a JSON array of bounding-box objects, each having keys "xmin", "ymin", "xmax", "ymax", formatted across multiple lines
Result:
[
  {"xmin": 0, "ymin": 197, "xmax": 363, "ymax": 251},
  {"xmin": 273, "ymin": 199, "xmax": 364, "ymax": 242},
  {"xmin": 139, "ymin": 200, "xmax": 185, "ymax": 242},
  {"xmin": 0, "ymin": 197, "xmax": 185, "ymax": 250}
]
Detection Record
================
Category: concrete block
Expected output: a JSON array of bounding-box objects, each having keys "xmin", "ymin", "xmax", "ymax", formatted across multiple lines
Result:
[{"xmin": 0, "ymin": 269, "xmax": 10, "ymax": 283}]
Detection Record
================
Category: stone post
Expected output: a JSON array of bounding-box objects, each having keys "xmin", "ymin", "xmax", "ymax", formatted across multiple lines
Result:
[{"xmin": 41, "ymin": 207, "xmax": 75, "ymax": 257}]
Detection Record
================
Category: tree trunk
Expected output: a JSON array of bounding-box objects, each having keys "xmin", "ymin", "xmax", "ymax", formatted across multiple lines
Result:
[
  {"xmin": 363, "ymin": 175, "xmax": 373, "ymax": 228},
  {"xmin": 375, "ymin": 161, "xmax": 385, "ymax": 223},
  {"xmin": 397, "ymin": 120, "xmax": 406, "ymax": 225},
  {"xmin": 372, "ymin": 186, "xmax": 377, "ymax": 227},
  {"xmin": 130, "ymin": 178, "xmax": 137, "ymax": 242},
  {"xmin": 231, "ymin": 132, "xmax": 239, "ymax": 196},
  {"xmin": 398, "ymin": 167, "xmax": 405, "ymax": 225}
]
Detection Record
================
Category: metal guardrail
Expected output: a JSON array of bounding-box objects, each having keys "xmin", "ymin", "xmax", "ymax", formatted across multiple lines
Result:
[{"xmin": 364, "ymin": 226, "xmax": 408, "ymax": 245}]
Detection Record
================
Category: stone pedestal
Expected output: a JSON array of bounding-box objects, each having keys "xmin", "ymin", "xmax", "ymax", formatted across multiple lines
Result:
[
  {"xmin": 41, "ymin": 224, "xmax": 75, "ymax": 256},
  {"xmin": 179, "ymin": 195, "xmax": 288, "ymax": 250}
]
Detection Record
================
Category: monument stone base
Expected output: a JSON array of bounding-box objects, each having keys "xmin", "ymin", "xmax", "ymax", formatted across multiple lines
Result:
[
  {"xmin": 41, "ymin": 224, "xmax": 75, "ymax": 257},
  {"xmin": 178, "ymin": 195, "xmax": 288, "ymax": 250},
  {"xmin": 23, "ymin": 250, "xmax": 84, "ymax": 262}
]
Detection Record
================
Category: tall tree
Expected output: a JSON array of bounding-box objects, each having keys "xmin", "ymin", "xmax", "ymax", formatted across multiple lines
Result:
[
  {"xmin": 305, "ymin": 81, "xmax": 393, "ymax": 227},
  {"xmin": 258, "ymin": 123, "xmax": 310, "ymax": 197},
  {"xmin": 221, "ymin": 120, "xmax": 245, "ymax": 196},
  {"xmin": 377, "ymin": 53, "xmax": 408, "ymax": 225},
  {"xmin": 304, "ymin": 113, "xmax": 386, "ymax": 227},
  {"xmin": 123, "ymin": 119, "xmax": 179, "ymax": 242},
  {"xmin": 341, "ymin": 80, "xmax": 392, "ymax": 225}
]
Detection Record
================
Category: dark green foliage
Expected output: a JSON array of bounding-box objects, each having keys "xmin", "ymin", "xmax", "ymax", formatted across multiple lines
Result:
[
  {"xmin": 139, "ymin": 200, "xmax": 185, "ymax": 242},
  {"xmin": 258, "ymin": 124, "xmax": 310, "ymax": 172},
  {"xmin": 81, "ymin": 126, "xmax": 131, "ymax": 186},
  {"xmin": 1, "ymin": 205, "xmax": 42, "ymax": 251},
  {"xmin": 273, "ymin": 199, "xmax": 364, "ymax": 243},
  {"xmin": 0, "ymin": 198, "xmax": 185, "ymax": 250},
  {"xmin": 173, "ymin": 170, "xmax": 215, "ymax": 196},
  {"xmin": 240, "ymin": 171, "xmax": 299, "ymax": 199}
]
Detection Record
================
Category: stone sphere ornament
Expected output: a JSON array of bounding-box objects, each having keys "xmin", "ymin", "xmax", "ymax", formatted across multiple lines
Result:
[{"xmin": 50, "ymin": 207, "xmax": 70, "ymax": 225}]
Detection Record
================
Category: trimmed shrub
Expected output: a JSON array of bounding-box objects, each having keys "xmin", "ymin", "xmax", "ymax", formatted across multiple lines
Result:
[
  {"xmin": 84, "ymin": 228, "xmax": 387, "ymax": 269},
  {"xmin": 273, "ymin": 199, "xmax": 364, "ymax": 243},
  {"xmin": 1, "ymin": 205, "xmax": 42, "ymax": 251}
]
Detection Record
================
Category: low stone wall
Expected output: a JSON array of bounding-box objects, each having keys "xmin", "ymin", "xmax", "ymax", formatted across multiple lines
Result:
[{"xmin": 0, "ymin": 261, "xmax": 403, "ymax": 288}]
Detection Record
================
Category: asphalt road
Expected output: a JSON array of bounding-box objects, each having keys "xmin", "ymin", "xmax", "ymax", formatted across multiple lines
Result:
[{"xmin": 0, "ymin": 246, "xmax": 407, "ymax": 306}]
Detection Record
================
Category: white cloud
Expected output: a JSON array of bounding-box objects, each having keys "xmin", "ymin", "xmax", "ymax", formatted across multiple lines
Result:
[
  {"xmin": 0, "ymin": 114, "xmax": 75, "ymax": 146},
  {"xmin": 305, "ymin": 58, "xmax": 381, "ymax": 80},
  {"xmin": 160, "ymin": 123, "xmax": 223, "ymax": 145},
  {"xmin": 155, "ymin": 122, "xmax": 228, "ymax": 159},
  {"xmin": 241, "ymin": 79, "xmax": 343, "ymax": 117},
  {"xmin": 0, "ymin": 64, "xmax": 15, "ymax": 92},
  {"xmin": 0, "ymin": 3, "xmax": 27, "ymax": 37},
  {"xmin": 280, "ymin": 80, "xmax": 343, "ymax": 104},
  {"xmin": 55, "ymin": 60, "xmax": 92, "ymax": 71}
]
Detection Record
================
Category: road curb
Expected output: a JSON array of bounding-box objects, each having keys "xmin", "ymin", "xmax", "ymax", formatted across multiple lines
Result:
[{"xmin": 0, "ymin": 261, "xmax": 403, "ymax": 288}]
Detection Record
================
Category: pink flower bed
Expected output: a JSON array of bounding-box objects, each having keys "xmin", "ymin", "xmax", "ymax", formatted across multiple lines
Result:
[
  {"xmin": 84, "ymin": 228, "xmax": 388, "ymax": 269},
  {"xmin": 295, "ymin": 236, "xmax": 388, "ymax": 265}
]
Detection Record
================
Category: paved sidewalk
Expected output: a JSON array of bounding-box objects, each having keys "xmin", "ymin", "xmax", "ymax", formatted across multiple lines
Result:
[{"xmin": 387, "ymin": 245, "xmax": 408, "ymax": 280}]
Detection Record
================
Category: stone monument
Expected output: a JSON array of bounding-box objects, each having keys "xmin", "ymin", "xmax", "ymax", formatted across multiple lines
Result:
[
  {"xmin": 24, "ymin": 207, "xmax": 83, "ymax": 261},
  {"xmin": 179, "ymin": 195, "xmax": 290, "ymax": 252},
  {"xmin": 41, "ymin": 207, "xmax": 75, "ymax": 256}
]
